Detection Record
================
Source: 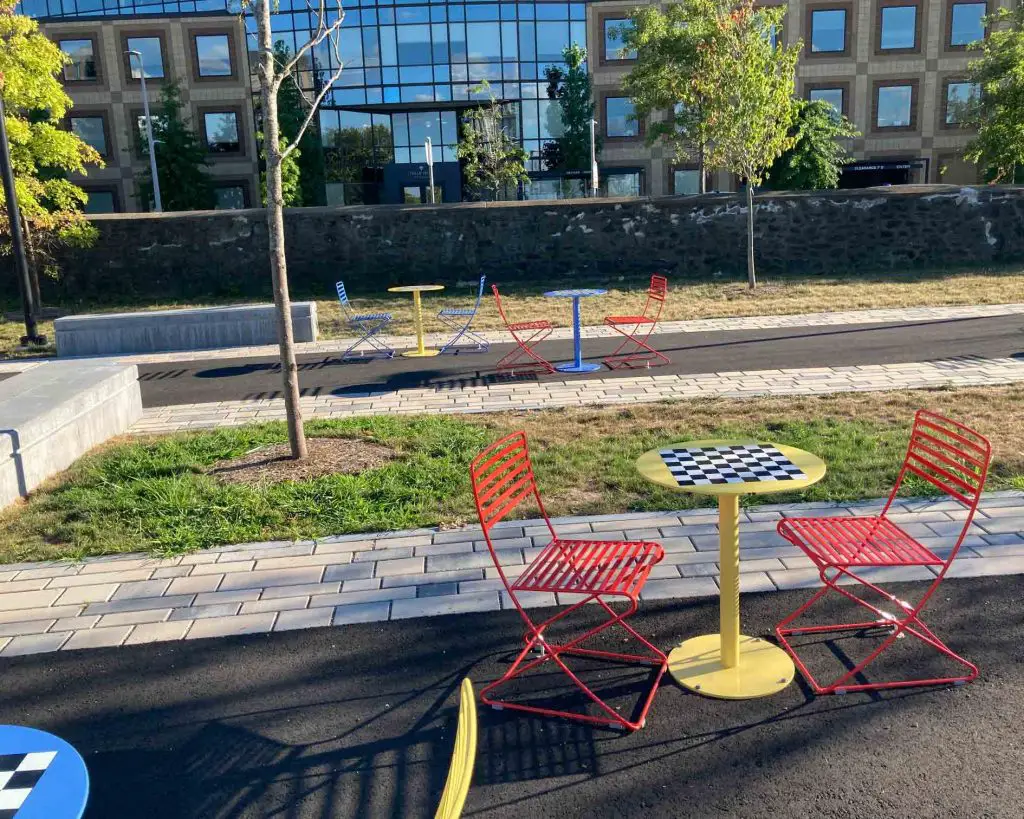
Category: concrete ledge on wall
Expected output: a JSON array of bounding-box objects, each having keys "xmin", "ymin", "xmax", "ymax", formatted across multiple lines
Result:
[
  {"xmin": 54, "ymin": 302, "xmax": 318, "ymax": 357},
  {"xmin": 0, "ymin": 361, "xmax": 143, "ymax": 510}
]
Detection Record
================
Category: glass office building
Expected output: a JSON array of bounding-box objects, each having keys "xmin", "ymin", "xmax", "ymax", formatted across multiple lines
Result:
[{"xmin": 25, "ymin": 0, "xmax": 587, "ymax": 204}]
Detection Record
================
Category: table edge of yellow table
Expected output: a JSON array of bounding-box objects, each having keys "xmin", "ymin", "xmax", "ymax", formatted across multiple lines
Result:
[
  {"xmin": 635, "ymin": 438, "xmax": 826, "ymax": 699},
  {"xmin": 386, "ymin": 284, "xmax": 446, "ymax": 292}
]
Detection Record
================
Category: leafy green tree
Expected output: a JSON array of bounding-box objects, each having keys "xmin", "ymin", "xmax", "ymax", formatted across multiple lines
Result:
[
  {"xmin": 765, "ymin": 99, "xmax": 858, "ymax": 190},
  {"xmin": 0, "ymin": 0, "xmax": 100, "ymax": 302},
  {"xmin": 542, "ymin": 43, "xmax": 601, "ymax": 172},
  {"xmin": 696, "ymin": 1, "xmax": 800, "ymax": 288},
  {"xmin": 136, "ymin": 81, "xmax": 216, "ymax": 211},
  {"xmin": 457, "ymin": 82, "xmax": 529, "ymax": 200},
  {"xmin": 621, "ymin": 0, "xmax": 729, "ymax": 194},
  {"xmin": 961, "ymin": 5, "xmax": 1024, "ymax": 182}
]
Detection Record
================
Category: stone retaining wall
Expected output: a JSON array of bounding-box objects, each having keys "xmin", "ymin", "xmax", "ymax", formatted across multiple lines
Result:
[{"xmin": 10, "ymin": 185, "xmax": 1024, "ymax": 303}]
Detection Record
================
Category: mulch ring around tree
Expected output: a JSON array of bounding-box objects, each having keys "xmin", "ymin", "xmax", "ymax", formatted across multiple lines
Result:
[{"xmin": 207, "ymin": 437, "xmax": 397, "ymax": 485}]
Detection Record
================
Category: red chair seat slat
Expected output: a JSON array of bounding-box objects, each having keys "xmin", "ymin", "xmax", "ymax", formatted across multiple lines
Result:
[
  {"xmin": 779, "ymin": 516, "xmax": 943, "ymax": 567},
  {"xmin": 605, "ymin": 315, "xmax": 655, "ymax": 325},
  {"xmin": 512, "ymin": 539, "xmax": 663, "ymax": 599},
  {"xmin": 509, "ymin": 320, "xmax": 552, "ymax": 331}
]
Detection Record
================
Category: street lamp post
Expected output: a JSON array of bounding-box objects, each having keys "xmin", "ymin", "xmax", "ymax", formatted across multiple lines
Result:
[
  {"xmin": 127, "ymin": 50, "xmax": 162, "ymax": 212},
  {"xmin": 0, "ymin": 84, "xmax": 44, "ymax": 346},
  {"xmin": 589, "ymin": 118, "xmax": 599, "ymax": 198},
  {"xmin": 424, "ymin": 137, "xmax": 435, "ymax": 204}
]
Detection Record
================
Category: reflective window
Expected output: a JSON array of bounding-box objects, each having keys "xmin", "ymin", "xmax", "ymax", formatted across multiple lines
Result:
[
  {"xmin": 604, "ymin": 18, "xmax": 635, "ymax": 60},
  {"xmin": 195, "ymin": 33, "xmax": 232, "ymax": 76},
  {"xmin": 945, "ymin": 81, "xmax": 979, "ymax": 124},
  {"xmin": 70, "ymin": 116, "xmax": 106, "ymax": 155},
  {"xmin": 125, "ymin": 36, "xmax": 163, "ymax": 78},
  {"xmin": 809, "ymin": 87, "xmax": 844, "ymax": 116},
  {"xmin": 950, "ymin": 3, "xmax": 986, "ymax": 46},
  {"xmin": 467, "ymin": 22, "xmax": 501, "ymax": 61},
  {"xmin": 673, "ymin": 169, "xmax": 700, "ymax": 195},
  {"xmin": 60, "ymin": 39, "xmax": 96, "ymax": 81},
  {"xmin": 810, "ymin": 9, "xmax": 846, "ymax": 53},
  {"xmin": 83, "ymin": 190, "xmax": 116, "ymax": 214},
  {"xmin": 605, "ymin": 170, "xmax": 642, "ymax": 197},
  {"xmin": 397, "ymin": 24, "xmax": 432, "ymax": 63},
  {"xmin": 203, "ymin": 111, "xmax": 241, "ymax": 152},
  {"xmin": 214, "ymin": 186, "xmax": 246, "ymax": 209},
  {"xmin": 536, "ymin": 20, "xmax": 569, "ymax": 61},
  {"xmin": 605, "ymin": 96, "xmax": 637, "ymax": 137},
  {"xmin": 880, "ymin": 6, "xmax": 917, "ymax": 50},
  {"xmin": 876, "ymin": 85, "xmax": 913, "ymax": 128}
]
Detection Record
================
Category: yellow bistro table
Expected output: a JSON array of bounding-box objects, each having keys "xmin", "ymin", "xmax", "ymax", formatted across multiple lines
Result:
[
  {"xmin": 635, "ymin": 439, "xmax": 826, "ymax": 699},
  {"xmin": 387, "ymin": 284, "xmax": 445, "ymax": 357}
]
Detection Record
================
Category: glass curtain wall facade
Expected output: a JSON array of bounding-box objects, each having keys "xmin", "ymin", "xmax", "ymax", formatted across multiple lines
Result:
[{"xmin": 25, "ymin": 0, "xmax": 585, "ymax": 204}]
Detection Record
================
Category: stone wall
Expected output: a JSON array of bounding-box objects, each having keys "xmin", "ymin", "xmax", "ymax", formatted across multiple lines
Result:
[{"xmin": 11, "ymin": 185, "xmax": 1024, "ymax": 303}]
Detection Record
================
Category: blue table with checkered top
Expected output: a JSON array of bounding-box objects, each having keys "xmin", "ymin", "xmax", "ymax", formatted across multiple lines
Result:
[
  {"xmin": 0, "ymin": 727, "xmax": 88, "ymax": 818},
  {"xmin": 543, "ymin": 288, "xmax": 608, "ymax": 373}
]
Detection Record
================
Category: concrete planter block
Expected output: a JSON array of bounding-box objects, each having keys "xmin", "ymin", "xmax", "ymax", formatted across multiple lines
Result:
[
  {"xmin": 54, "ymin": 302, "xmax": 318, "ymax": 356},
  {"xmin": 0, "ymin": 362, "xmax": 143, "ymax": 510}
]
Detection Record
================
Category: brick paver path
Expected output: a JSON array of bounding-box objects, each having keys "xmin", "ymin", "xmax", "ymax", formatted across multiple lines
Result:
[{"xmin": 0, "ymin": 491, "xmax": 1021, "ymax": 657}]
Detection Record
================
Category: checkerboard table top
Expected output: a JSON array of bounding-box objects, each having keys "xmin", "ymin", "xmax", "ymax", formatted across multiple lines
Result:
[
  {"xmin": 634, "ymin": 439, "xmax": 827, "ymax": 496},
  {"xmin": 0, "ymin": 726, "xmax": 88, "ymax": 819}
]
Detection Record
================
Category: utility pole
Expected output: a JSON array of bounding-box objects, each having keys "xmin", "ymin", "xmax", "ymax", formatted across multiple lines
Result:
[
  {"xmin": 589, "ymin": 118, "xmax": 599, "ymax": 197},
  {"xmin": 424, "ymin": 137, "xmax": 435, "ymax": 203},
  {"xmin": 0, "ymin": 82, "xmax": 45, "ymax": 346},
  {"xmin": 128, "ymin": 50, "xmax": 162, "ymax": 212}
]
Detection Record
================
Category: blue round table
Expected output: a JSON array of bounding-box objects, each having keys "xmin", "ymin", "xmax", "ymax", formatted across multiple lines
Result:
[
  {"xmin": 0, "ymin": 726, "xmax": 88, "ymax": 818},
  {"xmin": 543, "ymin": 288, "xmax": 607, "ymax": 373}
]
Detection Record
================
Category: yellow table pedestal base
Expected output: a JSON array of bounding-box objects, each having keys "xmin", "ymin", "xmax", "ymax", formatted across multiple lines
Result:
[
  {"xmin": 402, "ymin": 349, "xmax": 441, "ymax": 358},
  {"xmin": 668, "ymin": 633, "xmax": 795, "ymax": 700}
]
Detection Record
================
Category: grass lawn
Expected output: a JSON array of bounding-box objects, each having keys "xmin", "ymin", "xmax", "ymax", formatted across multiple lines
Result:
[
  {"xmin": 4, "ymin": 264, "xmax": 1024, "ymax": 359},
  {"xmin": 2, "ymin": 385, "xmax": 1021, "ymax": 565}
]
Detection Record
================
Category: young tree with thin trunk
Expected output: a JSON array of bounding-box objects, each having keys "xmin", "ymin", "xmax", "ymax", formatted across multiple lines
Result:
[
  {"xmin": 247, "ymin": 0, "xmax": 344, "ymax": 460},
  {"xmin": 541, "ymin": 43, "xmax": 601, "ymax": 174},
  {"xmin": 696, "ymin": 1, "xmax": 799, "ymax": 289}
]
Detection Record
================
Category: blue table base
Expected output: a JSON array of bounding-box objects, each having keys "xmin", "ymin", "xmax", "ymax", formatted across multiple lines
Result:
[
  {"xmin": 543, "ymin": 289, "xmax": 608, "ymax": 376},
  {"xmin": 555, "ymin": 361, "xmax": 603, "ymax": 373}
]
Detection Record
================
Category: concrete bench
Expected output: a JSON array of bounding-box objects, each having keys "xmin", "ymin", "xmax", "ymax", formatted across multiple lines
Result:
[
  {"xmin": 54, "ymin": 302, "xmax": 318, "ymax": 357},
  {"xmin": 1, "ymin": 362, "xmax": 142, "ymax": 510}
]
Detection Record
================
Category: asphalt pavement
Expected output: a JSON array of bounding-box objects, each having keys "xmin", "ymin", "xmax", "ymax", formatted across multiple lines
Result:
[
  {"xmin": 6, "ymin": 575, "xmax": 1023, "ymax": 818},
  {"xmin": 137, "ymin": 315, "xmax": 1024, "ymax": 407}
]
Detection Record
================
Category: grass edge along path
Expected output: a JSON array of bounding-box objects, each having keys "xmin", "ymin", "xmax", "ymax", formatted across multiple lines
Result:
[{"xmin": 2, "ymin": 385, "xmax": 1022, "ymax": 565}]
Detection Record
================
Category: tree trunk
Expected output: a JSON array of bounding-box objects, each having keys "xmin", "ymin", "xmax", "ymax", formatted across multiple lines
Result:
[
  {"xmin": 20, "ymin": 216, "xmax": 42, "ymax": 311},
  {"xmin": 698, "ymin": 143, "xmax": 707, "ymax": 195},
  {"xmin": 745, "ymin": 181, "xmax": 757, "ymax": 290},
  {"xmin": 256, "ymin": 0, "xmax": 307, "ymax": 460}
]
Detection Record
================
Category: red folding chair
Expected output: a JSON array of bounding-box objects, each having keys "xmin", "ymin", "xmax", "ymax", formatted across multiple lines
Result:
[
  {"xmin": 491, "ymin": 285, "xmax": 555, "ymax": 375},
  {"xmin": 775, "ymin": 410, "xmax": 991, "ymax": 695},
  {"xmin": 471, "ymin": 432, "xmax": 668, "ymax": 730},
  {"xmin": 603, "ymin": 274, "xmax": 670, "ymax": 369}
]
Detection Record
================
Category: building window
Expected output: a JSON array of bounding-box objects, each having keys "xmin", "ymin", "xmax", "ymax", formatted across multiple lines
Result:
[
  {"xmin": 214, "ymin": 186, "xmax": 246, "ymax": 209},
  {"xmin": 59, "ymin": 39, "xmax": 97, "ymax": 82},
  {"xmin": 604, "ymin": 169, "xmax": 643, "ymax": 197},
  {"xmin": 880, "ymin": 5, "xmax": 918, "ymax": 50},
  {"xmin": 809, "ymin": 87, "xmax": 845, "ymax": 116},
  {"xmin": 126, "ymin": 36, "xmax": 164, "ymax": 79},
  {"xmin": 876, "ymin": 84, "xmax": 914, "ymax": 128},
  {"xmin": 949, "ymin": 2, "xmax": 986, "ymax": 47},
  {"xmin": 810, "ymin": 8, "xmax": 847, "ymax": 53},
  {"xmin": 82, "ymin": 190, "xmax": 117, "ymax": 214},
  {"xmin": 69, "ymin": 115, "xmax": 107, "ymax": 156},
  {"xmin": 194, "ymin": 33, "xmax": 232, "ymax": 77},
  {"xmin": 673, "ymin": 169, "xmax": 701, "ymax": 195},
  {"xmin": 603, "ymin": 18, "xmax": 636, "ymax": 61},
  {"xmin": 605, "ymin": 96, "xmax": 638, "ymax": 138},
  {"xmin": 203, "ymin": 111, "xmax": 240, "ymax": 153},
  {"xmin": 945, "ymin": 81, "xmax": 979, "ymax": 125}
]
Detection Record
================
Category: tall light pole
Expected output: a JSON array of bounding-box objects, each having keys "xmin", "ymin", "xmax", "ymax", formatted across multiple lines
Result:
[
  {"xmin": 127, "ymin": 50, "xmax": 162, "ymax": 212},
  {"xmin": 424, "ymin": 137, "xmax": 435, "ymax": 203},
  {"xmin": 589, "ymin": 118, "xmax": 599, "ymax": 198},
  {"xmin": 0, "ymin": 79, "xmax": 44, "ymax": 345}
]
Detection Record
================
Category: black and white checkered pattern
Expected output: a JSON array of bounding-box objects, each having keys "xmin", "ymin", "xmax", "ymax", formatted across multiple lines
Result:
[
  {"xmin": 0, "ymin": 751, "xmax": 56, "ymax": 818},
  {"xmin": 660, "ymin": 444, "xmax": 807, "ymax": 487}
]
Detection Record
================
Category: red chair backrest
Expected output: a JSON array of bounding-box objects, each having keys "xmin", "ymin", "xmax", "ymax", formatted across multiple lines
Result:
[
  {"xmin": 643, "ymin": 274, "xmax": 668, "ymax": 321},
  {"xmin": 491, "ymin": 284, "xmax": 514, "ymax": 330},
  {"xmin": 886, "ymin": 410, "xmax": 992, "ymax": 564}
]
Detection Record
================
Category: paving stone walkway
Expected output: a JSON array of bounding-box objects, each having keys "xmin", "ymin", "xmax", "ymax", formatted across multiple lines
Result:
[
  {"xmin": 0, "ymin": 491, "xmax": 1021, "ymax": 657},
  {"xmin": 133, "ymin": 354, "xmax": 1024, "ymax": 434}
]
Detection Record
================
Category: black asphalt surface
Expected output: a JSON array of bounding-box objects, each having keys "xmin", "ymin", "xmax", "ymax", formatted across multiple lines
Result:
[
  {"xmin": 7, "ymin": 575, "xmax": 1023, "ymax": 818},
  {"xmin": 137, "ymin": 315, "xmax": 1024, "ymax": 407}
]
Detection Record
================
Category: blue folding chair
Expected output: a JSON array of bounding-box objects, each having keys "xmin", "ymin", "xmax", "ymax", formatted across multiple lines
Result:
[
  {"xmin": 336, "ymin": 281, "xmax": 395, "ymax": 360},
  {"xmin": 438, "ymin": 275, "xmax": 490, "ymax": 355}
]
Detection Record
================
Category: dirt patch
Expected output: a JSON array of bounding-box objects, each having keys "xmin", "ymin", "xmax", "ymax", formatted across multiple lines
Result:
[{"xmin": 208, "ymin": 437, "xmax": 396, "ymax": 484}]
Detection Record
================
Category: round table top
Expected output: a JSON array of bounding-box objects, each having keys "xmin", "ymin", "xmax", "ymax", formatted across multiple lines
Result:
[
  {"xmin": 0, "ymin": 725, "xmax": 89, "ymax": 818},
  {"xmin": 387, "ymin": 284, "xmax": 445, "ymax": 293},
  {"xmin": 543, "ymin": 288, "xmax": 608, "ymax": 298},
  {"xmin": 635, "ymin": 438, "xmax": 827, "ymax": 497}
]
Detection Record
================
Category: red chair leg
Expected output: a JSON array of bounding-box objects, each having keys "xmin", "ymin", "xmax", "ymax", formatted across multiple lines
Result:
[
  {"xmin": 495, "ymin": 327, "xmax": 555, "ymax": 375},
  {"xmin": 481, "ymin": 595, "xmax": 667, "ymax": 731},
  {"xmin": 603, "ymin": 322, "xmax": 670, "ymax": 370},
  {"xmin": 775, "ymin": 568, "xmax": 978, "ymax": 694}
]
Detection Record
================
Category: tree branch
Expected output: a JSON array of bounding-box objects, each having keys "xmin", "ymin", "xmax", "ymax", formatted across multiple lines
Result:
[
  {"xmin": 273, "ymin": 0, "xmax": 343, "ymax": 93},
  {"xmin": 281, "ymin": 26, "xmax": 344, "ymax": 160}
]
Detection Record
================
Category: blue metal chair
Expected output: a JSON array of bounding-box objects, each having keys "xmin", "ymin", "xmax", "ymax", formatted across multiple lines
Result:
[
  {"xmin": 336, "ymin": 281, "xmax": 395, "ymax": 360},
  {"xmin": 438, "ymin": 275, "xmax": 489, "ymax": 354}
]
